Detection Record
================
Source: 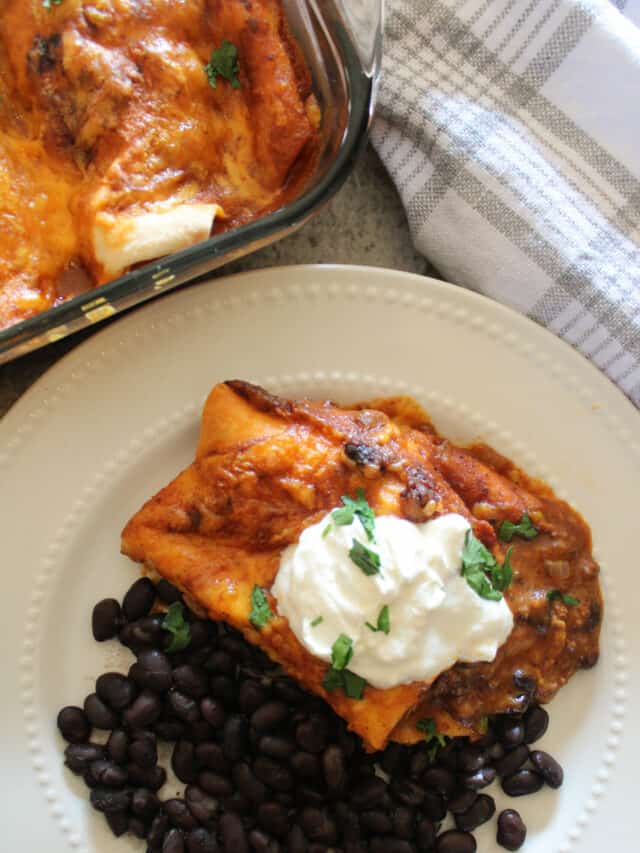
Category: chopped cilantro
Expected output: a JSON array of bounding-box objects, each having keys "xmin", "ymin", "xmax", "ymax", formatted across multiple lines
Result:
[
  {"xmin": 499, "ymin": 513, "xmax": 539, "ymax": 542},
  {"xmin": 365, "ymin": 604, "xmax": 390, "ymax": 635},
  {"xmin": 205, "ymin": 40, "xmax": 240, "ymax": 90},
  {"xmin": 322, "ymin": 523, "xmax": 332, "ymax": 538},
  {"xmin": 43, "ymin": 0, "xmax": 64, "ymax": 8},
  {"xmin": 322, "ymin": 666, "xmax": 367, "ymax": 700},
  {"xmin": 547, "ymin": 589, "xmax": 580, "ymax": 607},
  {"xmin": 310, "ymin": 615, "xmax": 323, "ymax": 627},
  {"xmin": 416, "ymin": 717, "xmax": 447, "ymax": 762},
  {"xmin": 349, "ymin": 539, "xmax": 381, "ymax": 576},
  {"xmin": 249, "ymin": 585, "xmax": 273, "ymax": 629},
  {"xmin": 161, "ymin": 602, "xmax": 191, "ymax": 653},
  {"xmin": 331, "ymin": 634, "xmax": 353, "ymax": 670},
  {"xmin": 332, "ymin": 489, "xmax": 376, "ymax": 541},
  {"xmin": 461, "ymin": 530, "xmax": 513, "ymax": 601}
]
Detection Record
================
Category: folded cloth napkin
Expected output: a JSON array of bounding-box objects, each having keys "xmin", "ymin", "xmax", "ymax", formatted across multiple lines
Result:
[{"xmin": 372, "ymin": 0, "xmax": 640, "ymax": 407}]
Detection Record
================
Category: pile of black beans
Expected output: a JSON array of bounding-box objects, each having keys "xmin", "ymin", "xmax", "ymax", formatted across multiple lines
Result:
[{"xmin": 57, "ymin": 577, "xmax": 564, "ymax": 853}]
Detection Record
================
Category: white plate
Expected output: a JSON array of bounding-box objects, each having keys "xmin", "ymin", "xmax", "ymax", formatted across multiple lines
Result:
[{"xmin": 0, "ymin": 265, "xmax": 637, "ymax": 852}]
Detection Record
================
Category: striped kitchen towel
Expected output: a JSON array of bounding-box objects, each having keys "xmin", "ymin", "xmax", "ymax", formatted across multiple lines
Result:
[{"xmin": 372, "ymin": 0, "xmax": 640, "ymax": 407}]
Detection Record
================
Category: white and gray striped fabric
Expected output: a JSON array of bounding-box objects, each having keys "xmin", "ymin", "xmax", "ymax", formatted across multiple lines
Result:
[{"xmin": 372, "ymin": 0, "xmax": 640, "ymax": 407}]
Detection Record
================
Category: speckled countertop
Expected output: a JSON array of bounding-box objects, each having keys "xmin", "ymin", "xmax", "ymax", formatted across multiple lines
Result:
[{"xmin": 0, "ymin": 146, "xmax": 438, "ymax": 418}]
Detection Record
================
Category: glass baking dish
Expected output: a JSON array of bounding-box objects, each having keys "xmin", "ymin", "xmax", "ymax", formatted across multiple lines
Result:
[{"xmin": 0, "ymin": 0, "xmax": 383, "ymax": 364}]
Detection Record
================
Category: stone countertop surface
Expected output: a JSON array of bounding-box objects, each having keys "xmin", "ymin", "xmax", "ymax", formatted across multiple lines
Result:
[{"xmin": 0, "ymin": 146, "xmax": 438, "ymax": 419}]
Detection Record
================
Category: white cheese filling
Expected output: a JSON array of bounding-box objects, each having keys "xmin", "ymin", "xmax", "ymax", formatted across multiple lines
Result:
[{"xmin": 272, "ymin": 511, "xmax": 513, "ymax": 690}]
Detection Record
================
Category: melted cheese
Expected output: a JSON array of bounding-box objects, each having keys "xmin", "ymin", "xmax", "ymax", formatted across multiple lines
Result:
[{"xmin": 0, "ymin": 0, "xmax": 319, "ymax": 329}]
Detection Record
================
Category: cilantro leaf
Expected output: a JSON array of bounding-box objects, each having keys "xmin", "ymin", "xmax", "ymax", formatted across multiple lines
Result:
[
  {"xmin": 322, "ymin": 666, "xmax": 367, "ymax": 700},
  {"xmin": 416, "ymin": 717, "xmax": 447, "ymax": 760},
  {"xmin": 331, "ymin": 634, "xmax": 353, "ymax": 670},
  {"xmin": 416, "ymin": 718, "xmax": 436, "ymax": 738},
  {"xmin": 322, "ymin": 523, "xmax": 332, "ymax": 538},
  {"xmin": 461, "ymin": 530, "xmax": 513, "ymax": 601},
  {"xmin": 311, "ymin": 615, "xmax": 323, "ymax": 627},
  {"xmin": 332, "ymin": 489, "xmax": 376, "ymax": 541},
  {"xmin": 547, "ymin": 589, "xmax": 580, "ymax": 607},
  {"xmin": 365, "ymin": 605, "xmax": 390, "ymax": 635},
  {"xmin": 43, "ymin": 0, "xmax": 64, "ymax": 8},
  {"xmin": 349, "ymin": 540, "xmax": 381, "ymax": 576},
  {"xmin": 161, "ymin": 602, "xmax": 191, "ymax": 653},
  {"xmin": 499, "ymin": 513, "xmax": 539, "ymax": 542},
  {"xmin": 249, "ymin": 585, "xmax": 273, "ymax": 629},
  {"xmin": 205, "ymin": 40, "xmax": 240, "ymax": 90}
]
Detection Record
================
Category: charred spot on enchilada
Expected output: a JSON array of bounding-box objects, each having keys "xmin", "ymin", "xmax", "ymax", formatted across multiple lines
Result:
[
  {"xmin": 121, "ymin": 381, "xmax": 602, "ymax": 752},
  {"xmin": 0, "ymin": 0, "xmax": 320, "ymax": 329}
]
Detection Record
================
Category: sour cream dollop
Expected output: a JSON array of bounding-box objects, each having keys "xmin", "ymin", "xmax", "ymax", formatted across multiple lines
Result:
[{"xmin": 271, "ymin": 511, "xmax": 513, "ymax": 690}]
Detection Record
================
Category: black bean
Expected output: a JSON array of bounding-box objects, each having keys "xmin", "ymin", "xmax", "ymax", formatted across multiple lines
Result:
[
  {"xmin": 86, "ymin": 759, "xmax": 128, "ymax": 788},
  {"xmin": 186, "ymin": 826, "xmax": 218, "ymax": 853},
  {"xmin": 416, "ymin": 817, "xmax": 436, "ymax": 851},
  {"xmin": 147, "ymin": 812, "xmax": 169, "ymax": 848},
  {"xmin": 391, "ymin": 777, "xmax": 425, "ymax": 807},
  {"xmin": 290, "ymin": 751, "xmax": 320, "ymax": 780},
  {"xmin": 130, "ymin": 732, "xmax": 158, "ymax": 768},
  {"xmin": 188, "ymin": 644, "xmax": 216, "ymax": 667},
  {"xmin": 370, "ymin": 841, "xmax": 413, "ymax": 853},
  {"xmin": 107, "ymin": 729, "xmax": 129, "ymax": 764},
  {"xmin": 381, "ymin": 743, "xmax": 409, "ymax": 777},
  {"xmin": 210, "ymin": 675, "xmax": 236, "ymax": 706},
  {"xmin": 205, "ymin": 650, "xmax": 235, "ymax": 676},
  {"xmin": 322, "ymin": 744, "xmax": 346, "ymax": 796},
  {"xmin": 125, "ymin": 615, "xmax": 166, "ymax": 650},
  {"xmin": 237, "ymin": 680, "xmax": 267, "ymax": 714},
  {"xmin": 57, "ymin": 706, "xmax": 91, "ymax": 743},
  {"xmin": 257, "ymin": 802, "xmax": 290, "ymax": 838},
  {"xmin": 273, "ymin": 678, "xmax": 305, "ymax": 706},
  {"xmin": 295, "ymin": 717, "xmax": 328, "ymax": 754},
  {"xmin": 84, "ymin": 693, "xmax": 119, "ymax": 729},
  {"xmin": 360, "ymin": 809, "xmax": 393, "ymax": 834},
  {"xmin": 393, "ymin": 806, "xmax": 415, "ymax": 840},
  {"xmin": 131, "ymin": 787, "xmax": 161, "ymax": 820},
  {"xmin": 259, "ymin": 735, "xmax": 295, "ymax": 761},
  {"xmin": 173, "ymin": 665, "xmax": 209, "ymax": 699},
  {"xmin": 523, "ymin": 706, "xmax": 549, "ymax": 745},
  {"xmin": 501, "ymin": 769, "xmax": 544, "ymax": 797},
  {"xmin": 124, "ymin": 690, "xmax": 163, "ymax": 728},
  {"xmin": 165, "ymin": 798, "xmax": 199, "ymax": 830},
  {"xmin": 155, "ymin": 721, "xmax": 186, "ymax": 741},
  {"xmin": 185, "ymin": 784, "xmax": 219, "ymax": 825},
  {"xmin": 456, "ymin": 745, "xmax": 486, "ymax": 774},
  {"xmin": 499, "ymin": 718, "xmax": 525, "ymax": 750},
  {"xmin": 529, "ymin": 750, "xmax": 563, "ymax": 788},
  {"xmin": 123, "ymin": 577, "xmax": 156, "ymax": 621},
  {"xmin": 131, "ymin": 649, "xmax": 174, "ymax": 693},
  {"xmin": 460, "ymin": 767, "xmax": 496, "ymax": 790},
  {"xmin": 233, "ymin": 762, "xmax": 267, "ymax": 803},
  {"xmin": 96, "ymin": 672, "xmax": 137, "ymax": 711},
  {"xmin": 494, "ymin": 744, "xmax": 529, "ymax": 778},
  {"xmin": 105, "ymin": 810, "xmax": 129, "ymax": 837},
  {"xmin": 251, "ymin": 702, "xmax": 289, "ymax": 733},
  {"xmin": 196, "ymin": 742, "xmax": 229, "ymax": 774},
  {"xmin": 220, "ymin": 812, "xmax": 249, "ymax": 853},
  {"xmin": 173, "ymin": 740, "xmax": 199, "ymax": 784},
  {"xmin": 224, "ymin": 793, "xmax": 251, "ymax": 816},
  {"xmin": 296, "ymin": 786, "xmax": 325, "ymax": 807},
  {"xmin": 163, "ymin": 828, "xmax": 186, "ymax": 853},
  {"xmin": 188, "ymin": 620, "xmax": 213, "ymax": 650},
  {"xmin": 455, "ymin": 793, "xmax": 495, "ymax": 832},
  {"xmin": 190, "ymin": 720, "xmax": 215, "ymax": 744},
  {"xmin": 437, "ymin": 740, "xmax": 459, "ymax": 771},
  {"xmin": 128, "ymin": 762, "xmax": 166, "ymax": 791},
  {"xmin": 90, "ymin": 787, "xmax": 131, "ymax": 814},
  {"xmin": 199, "ymin": 770, "xmax": 232, "ymax": 797},
  {"xmin": 254, "ymin": 756, "xmax": 293, "ymax": 792},
  {"xmin": 247, "ymin": 829, "xmax": 277, "ymax": 853},
  {"xmin": 436, "ymin": 830, "xmax": 477, "ymax": 853},
  {"xmin": 157, "ymin": 579, "xmax": 182, "ymax": 604},
  {"xmin": 300, "ymin": 807, "xmax": 337, "ymax": 844},
  {"xmin": 351, "ymin": 776, "xmax": 388, "ymax": 810},
  {"xmin": 422, "ymin": 790, "xmax": 447, "ymax": 822},
  {"xmin": 334, "ymin": 803, "xmax": 361, "ymax": 842},
  {"xmin": 92, "ymin": 598, "xmax": 122, "ymax": 641},
  {"xmin": 497, "ymin": 808, "xmax": 527, "ymax": 850},
  {"xmin": 487, "ymin": 742, "xmax": 505, "ymax": 762},
  {"xmin": 129, "ymin": 815, "xmax": 148, "ymax": 838},
  {"xmin": 421, "ymin": 766, "xmax": 456, "ymax": 797},
  {"xmin": 64, "ymin": 742, "xmax": 106, "ymax": 774},
  {"xmin": 409, "ymin": 750, "xmax": 431, "ymax": 779},
  {"xmin": 448, "ymin": 790, "xmax": 477, "ymax": 814},
  {"xmin": 168, "ymin": 690, "xmax": 201, "ymax": 724},
  {"xmin": 200, "ymin": 697, "xmax": 225, "ymax": 728},
  {"xmin": 223, "ymin": 715, "xmax": 248, "ymax": 762},
  {"xmin": 345, "ymin": 844, "xmax": 368, "ymax": 853},
  {"xmin": 286, "ymin": 825, "xmax": 308, "ymax": 853}
]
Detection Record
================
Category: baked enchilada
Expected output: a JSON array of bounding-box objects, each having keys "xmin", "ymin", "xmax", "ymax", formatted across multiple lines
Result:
[
  {"xmin": 0, "ymin": 0, "xmax": 319, "ymax": 329},
  {"xmin": 121, "ymin": 381, "xmax": 602, "ymax": 752}
]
